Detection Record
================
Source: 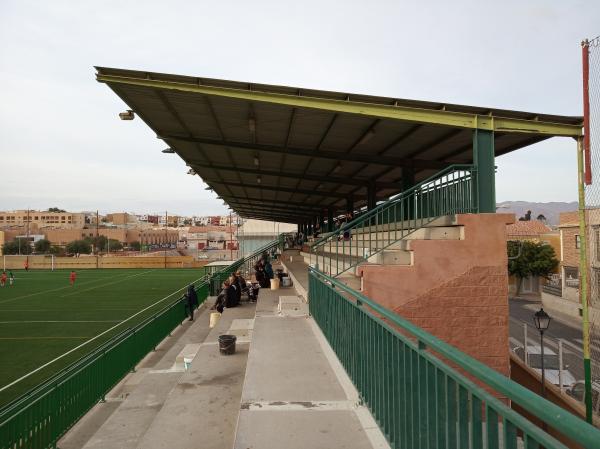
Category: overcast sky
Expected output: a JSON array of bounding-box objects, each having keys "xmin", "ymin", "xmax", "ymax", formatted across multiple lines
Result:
[{"xmin": 1, "ymin": 1, "xmax": 598, "ymax": 216}]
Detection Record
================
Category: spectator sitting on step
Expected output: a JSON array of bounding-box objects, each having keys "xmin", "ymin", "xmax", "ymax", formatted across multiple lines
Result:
[
  {"xmin": 264, "ymin": 259, "xmax": 274, "ymax": 280},
  {"xmin": 255, "ymin": 261, "xmax": 270, "ymax": 288},
  {"xmin": 211, "ymin": 280, "xmax": 236, "ymax": 313},
  {"xmin": 228, "ymin": 275, "xmax": 241, "ymax": 306},
  {"xmin": 235, "ymin": 271, "xmax": 251, "ymax": 301}
]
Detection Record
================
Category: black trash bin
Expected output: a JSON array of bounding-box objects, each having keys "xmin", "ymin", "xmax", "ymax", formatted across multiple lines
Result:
[{"xmin": 218, "ymin": 334, "xmax": 237, "ymax": 355}]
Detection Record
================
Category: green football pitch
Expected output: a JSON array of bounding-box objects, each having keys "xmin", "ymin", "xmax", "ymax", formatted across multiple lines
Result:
[{"xmin": 0, "ymin": 268, "xmax": 206, "ymax": 407}]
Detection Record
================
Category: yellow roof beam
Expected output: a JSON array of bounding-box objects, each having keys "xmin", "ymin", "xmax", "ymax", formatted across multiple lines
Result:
[{"xmin": 97, "ymin": 74, "xmax": 582, "ymax": 137}]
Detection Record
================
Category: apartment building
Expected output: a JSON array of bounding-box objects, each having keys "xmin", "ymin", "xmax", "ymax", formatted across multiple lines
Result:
[{"xmin": 0, "ymin": 210, "xmax": 85, "ymax": 229}]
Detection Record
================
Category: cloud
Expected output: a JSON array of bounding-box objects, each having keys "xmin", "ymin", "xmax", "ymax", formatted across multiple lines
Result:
[{"xmin": 1, "ymin": 0, "xmax": 598, "ymax": 215}]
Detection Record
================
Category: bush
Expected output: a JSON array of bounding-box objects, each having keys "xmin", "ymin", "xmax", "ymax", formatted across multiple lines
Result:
[
  {"xmin": 66, "ymin": 240, "xmax": 92, "ymax": 255},
  {"xmin": 129, "ymin": 241, "xmax": 141, "ymax": 251},
  {"xmin": 34, "ymin": 239, "xmax": 52, "ymax": 253},
  {"xmin": 508, "ymin": 240, "xmax": 558, "ymax": 295},
  {"xmin": 2, "ymin": 239, "xmax": 32, "ymax": 255}
]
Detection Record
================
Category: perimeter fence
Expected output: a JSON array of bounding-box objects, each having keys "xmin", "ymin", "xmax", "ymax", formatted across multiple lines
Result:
[{"xmin": 582, "ymin": 35, "xmax": 600, "ymax": 421}]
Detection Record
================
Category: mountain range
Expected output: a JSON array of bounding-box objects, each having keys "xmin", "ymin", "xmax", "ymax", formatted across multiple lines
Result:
[{"xmin": 495, "ymin": 201, "xmax": 578, "ymax": 226}]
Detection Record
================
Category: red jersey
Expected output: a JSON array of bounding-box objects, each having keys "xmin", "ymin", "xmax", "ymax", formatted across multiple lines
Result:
[
  {"xmin": 70, "ymin": 272, "xmax": 76, "ymax": 281},
  {"xmin": 0, "ymin": 273, "xmax": 6, "ymax": 282}
]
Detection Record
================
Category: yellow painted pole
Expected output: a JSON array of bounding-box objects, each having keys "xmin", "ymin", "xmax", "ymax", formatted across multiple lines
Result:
[{"xmin": 577, "ymin": 136, "xmax": 593, "ymax": 423}]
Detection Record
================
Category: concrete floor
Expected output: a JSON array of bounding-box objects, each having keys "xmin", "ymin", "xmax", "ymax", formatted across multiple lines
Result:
[
  {"xmin": 59, "ymin": 261, "xmax": 389, "ymax": 449},
  {"xmin": 233, "ymin": 273, "xmax": 389, "ymax": 449},
  {"xmin": 59, "ymin": 301, "xmax": 256, "ymax": 449}
]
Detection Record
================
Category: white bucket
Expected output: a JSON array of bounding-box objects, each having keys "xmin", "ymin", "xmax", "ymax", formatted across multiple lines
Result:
[
  {"xmin": 270, "ymin": 278, "xmax": 280, "ymax": 290},
  {"xmin": 281, "ymin": 276, "xmax": 292, "ymax": 287},
  {"xmin": 183, "ymin": 357, "xmax": 193, "ymax": 370},
  {"xmin": 209, "ymin": 312, "xmax": 221, "ymax": 328}
]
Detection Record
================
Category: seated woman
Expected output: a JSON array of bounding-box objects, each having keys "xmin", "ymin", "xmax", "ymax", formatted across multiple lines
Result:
[
  {"xmin": 255, "ymin": 263, "xmax": 270, "ymax": 288},
  {"xmin": 211, "ymin": 280, "xmax": 231, "ymax": 313}
]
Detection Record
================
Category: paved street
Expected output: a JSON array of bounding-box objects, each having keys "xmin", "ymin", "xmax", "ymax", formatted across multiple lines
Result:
[{"xmin": 509, "ymin": 298, "xmax": 600, "ymax": 387}]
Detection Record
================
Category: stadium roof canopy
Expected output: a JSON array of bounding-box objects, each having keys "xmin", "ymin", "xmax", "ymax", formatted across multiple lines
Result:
[{"xmin": 96, "ymin": 67, "xmax": 582, "ymax": 224}]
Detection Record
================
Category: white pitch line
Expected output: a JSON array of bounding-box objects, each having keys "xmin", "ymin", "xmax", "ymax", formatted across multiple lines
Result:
[
  {"xmin": 0, "ymin": 320, "xmax": 121, "ymax": 324},
  {"xmin": 0, "ymin": 270, "xmax": 145, "ymax": 305},
  {"xmin": 0, "ymin": 274, "xmax": 206, "ymax": 394},
  {"xmin": 60, "ymin": 270, "xmax": 153, "ymax": 297}
]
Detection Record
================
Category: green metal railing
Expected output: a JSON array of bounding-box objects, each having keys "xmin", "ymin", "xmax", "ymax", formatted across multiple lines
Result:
[
  {"xmin": 310, "ymin": 165, "xmax": 477, "ymax": 277},
  {"xmin": 0, "ymin": 236, "xmax": 284, "ymax": 449},
  {"xmin": 309, "ymin": 268, "xmax": 600, "ymax": 449}
]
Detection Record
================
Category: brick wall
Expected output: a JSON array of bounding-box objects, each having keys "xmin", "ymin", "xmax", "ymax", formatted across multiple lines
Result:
[
  {"xmin": 561, "ymin": 226, "xmax": 580, "ymax": 267},
  {"xmin": 360, "ymin": 213, "xmax": 513, "ymax": 378},
  {"xmin": 394, "ymin": 265, "xmax": 509, "ymax": 376}
]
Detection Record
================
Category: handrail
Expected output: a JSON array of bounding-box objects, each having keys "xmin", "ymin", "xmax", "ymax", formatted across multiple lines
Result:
[
  {"xmin": 309, "ymin": 267, "xmax": 600, "ymax": 448},
  {"xmin": 311, "ymin": 163, "xmax": 475, "ymax": 248},
  {"xmin": 310, "ymin": 164, "xmax": 476, "ymax": 277}
]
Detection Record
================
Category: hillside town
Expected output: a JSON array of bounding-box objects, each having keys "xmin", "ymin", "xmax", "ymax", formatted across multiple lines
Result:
[{"xmin": 0, "ymin": 208, "xmax": 295, "ymax": 261}]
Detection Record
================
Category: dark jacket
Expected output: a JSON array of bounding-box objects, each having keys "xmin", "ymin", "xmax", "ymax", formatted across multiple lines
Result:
[
  {"xmin": 187, "ymin": 285, "xmax": 199, "ymax": 306},
  {"xmin": 225, "ymin": 285, "xmax": 238, "ymax": 308}
]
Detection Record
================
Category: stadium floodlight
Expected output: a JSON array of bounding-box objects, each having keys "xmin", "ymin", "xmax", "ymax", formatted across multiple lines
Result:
[
  {"xmin": 119, "ymin": 110, "xmax": 135, "ymax": 120},
  {"xmin": 187, "ymin": 169, "xmax": 196, "ymax": 175},
  {"xmin": 162, "ymin": 148, "xmax": 175, "ymax": 154}
]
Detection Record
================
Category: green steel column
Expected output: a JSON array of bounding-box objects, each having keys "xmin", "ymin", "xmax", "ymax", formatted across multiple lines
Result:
[
  {"xmin": 402, "ymin": 167, "xmax": 415, "ymax": 220},
  {"xmin": 328, "ymin": 207, "xmax": 334, "ymax": 232},
  {"xmin": 472, "ymin": 129, "xmax": 496, "ymax": 213},
  {"xmin": 368, "ymin": 180, "xmax": 377, "ymax": 210}
]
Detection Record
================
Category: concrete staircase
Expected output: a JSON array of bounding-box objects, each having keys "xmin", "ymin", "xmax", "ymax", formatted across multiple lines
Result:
[{"xmin": 303, "ymin": 215, "xmax": 464, "ymax": 288}]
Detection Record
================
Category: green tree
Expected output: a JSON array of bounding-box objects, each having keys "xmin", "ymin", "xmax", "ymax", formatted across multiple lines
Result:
[
  {"xmin": 84, "ymin": 235, "xmax": 107, "ymax": 252},
  {"xmin": 34, "ymin": 239, "xmax": 52, "ymax": 253},
  {"xmin": 47, "ymin": 207, "xmax": 66, "ymax": 213},
  {"xmin": 66, "ymin": 240, "xmax": 92, "ymax": 255},
  {"xmin": 1, "ymin": 238, "xmax": 32, "ymax": 255},
  {"xmin": 508, "ymin": 241, "xmax": 558, "ymax": 295},
  {"xmin": 129, "ymin": 241, "xmax": 141, "ymax": 251},
  {"xmin": 50, "ymin": 245, "xmax": 65, "ymax": 256},
  {"xmin": 107, "ymin": 239, "xmax": 123, "ymax": 251}
]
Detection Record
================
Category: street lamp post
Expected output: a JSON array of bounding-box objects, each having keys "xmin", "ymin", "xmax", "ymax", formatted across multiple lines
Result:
[{"xmin": 533, "ymin": 308, "xmax": 551, "ymax": 398}]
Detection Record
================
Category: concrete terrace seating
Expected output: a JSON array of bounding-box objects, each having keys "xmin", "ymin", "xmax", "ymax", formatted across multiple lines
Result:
[{"xmin": 59, "ymin": 263, "xmax": 388, "ymax": 449}]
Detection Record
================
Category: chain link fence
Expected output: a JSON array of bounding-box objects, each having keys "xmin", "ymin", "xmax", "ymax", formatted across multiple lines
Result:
[{"xmin": 583, "ymin": 35, "xmax": 600, "ymax": 417}]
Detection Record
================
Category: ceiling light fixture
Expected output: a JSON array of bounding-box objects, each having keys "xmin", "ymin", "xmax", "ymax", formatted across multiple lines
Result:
[
  {"xmin": 248, "ymin": 118, "xmax": 256, "ymax": 133},
  {"xmin": 119, "ymin": 110, "xmax": 135, "ymax": 120},
  {"xmin": 256, "ymin": 175, "xmax": 262, "ymax": 184},
  {"xmin": 254, "ymin": 156, "xmax": 260, "ymax": 166}
]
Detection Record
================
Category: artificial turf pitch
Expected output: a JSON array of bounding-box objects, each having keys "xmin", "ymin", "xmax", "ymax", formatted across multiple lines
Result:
[{"xmin": 0, "ymin": 268, "xmax": 205, "ymax": 406}]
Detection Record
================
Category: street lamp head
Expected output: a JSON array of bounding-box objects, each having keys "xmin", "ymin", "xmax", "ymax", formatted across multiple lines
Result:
[{"xmin": 533, "ymin": 308, "xmax": 551, "ymax": 331}]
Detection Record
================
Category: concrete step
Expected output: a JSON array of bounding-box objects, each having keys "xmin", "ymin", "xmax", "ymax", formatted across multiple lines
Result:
[
  {"xmin": 318, "ymin": 225, "xmax": 463, "ymax": 251},
  {"xmin": 58, "ymin": 305, "xmax": 214, "ymax": 449},
  {"xmin": 352, "ymin": 215, "xmax": 458, "ymax": 235}
]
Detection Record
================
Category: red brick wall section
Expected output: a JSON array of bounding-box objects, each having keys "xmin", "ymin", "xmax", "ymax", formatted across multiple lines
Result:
[
  {"xmin": 395, "ymin": 265, "xmax": 509, "ymax": 376},
  {"xmin": 360, "ymin": 213, "xmax": 513, "ymax": 378}
]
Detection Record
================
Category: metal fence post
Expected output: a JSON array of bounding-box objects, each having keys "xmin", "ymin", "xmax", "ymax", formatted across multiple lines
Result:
[
  {"xmin": 558, "ymin": 339, "xmax": 564, "ymax": 392},
  {"xmin": 523, "ymin": 323, "xmax": 529, "ymax": 366}
]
